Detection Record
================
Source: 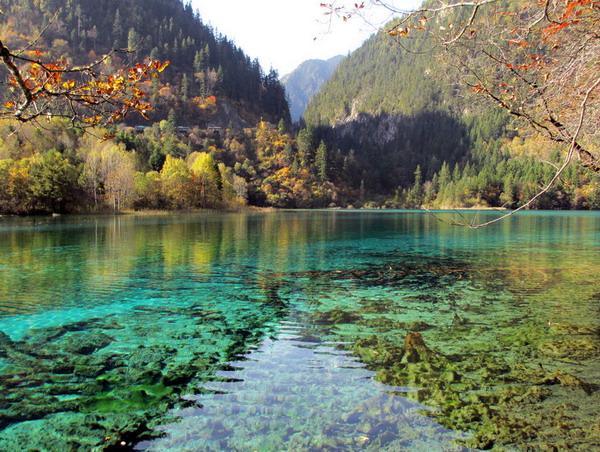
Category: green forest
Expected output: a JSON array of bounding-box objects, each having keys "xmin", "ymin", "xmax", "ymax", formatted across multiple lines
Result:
[{"xmin": 0, "ymin": 0, "xmax": 598, "ymax": 215}]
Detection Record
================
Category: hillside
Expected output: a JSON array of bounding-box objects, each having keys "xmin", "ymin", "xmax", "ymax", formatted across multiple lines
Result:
[
  {"xmin": 302, "ymin": 25, "xmax": 489, "ymax": 191},
  {"xmin": 301, "ymin": 4, "xmax": 599, "ymax": 209},
  {"xmin": 282, "ymin": 55, "xmax": 344, "ymax": 122},
  {"xmin": 0, "ymin": 0, "xmax": 290, "ymax": 127}
]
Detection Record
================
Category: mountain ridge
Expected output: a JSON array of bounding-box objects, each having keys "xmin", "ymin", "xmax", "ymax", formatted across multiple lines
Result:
[{"xmin": 300, "ymin": 6, "xmax": 599, "ymax": 209}]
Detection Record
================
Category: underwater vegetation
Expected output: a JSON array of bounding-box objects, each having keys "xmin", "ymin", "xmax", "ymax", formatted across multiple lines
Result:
[
  {"xmin": 299, "ymin": 261, "xmax": 600, "ymax": 451},
  {"xmin": 0, "ymin": 298, "xmax": 284, "ymax": 450}
]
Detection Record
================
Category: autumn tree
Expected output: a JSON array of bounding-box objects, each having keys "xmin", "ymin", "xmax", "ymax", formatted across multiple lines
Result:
[
  {"xmin": 0, "ymin": 158, "xmax": 33, "ymax": 214},
  {"xmin": 78, "ymin": 134, "xmax": 137, "ymax": 210},
  {"xmin": 102, "ymin": 146, "xmax": 137, "ymax": 211},
  {"xmin": 189, "ymin": 152, "xmax": 222, "ymax": 207},
  {"xmin": 160, "ymin": 155, "xmax": 195, "ymax": 209}
]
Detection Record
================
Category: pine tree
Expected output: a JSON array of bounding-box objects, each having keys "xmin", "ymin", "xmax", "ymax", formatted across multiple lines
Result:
[
  {"xmin": 407, "ymin": 165, "xmax": 424, "ymax": 208},
  {"xmin": 112, "ymin": 9, "xmax": 125, "ymax": 48},
  {"xmin": 296, "ymin": 127, "xmax": 315, "ymax": 169},
  {"xmin": 181, "ymin": 74, "xmax": 190, "ymax": 101},
  {"xmin": 315, "ymin": 140, "xmax": 328, "ymax": 181}
]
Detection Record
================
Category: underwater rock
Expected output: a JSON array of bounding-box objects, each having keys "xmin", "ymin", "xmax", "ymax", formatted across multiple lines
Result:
[
  {"xmin": 0, "ymin": 410, "xmax": 163, "ymax": 451},
  {"xmin": 461, "ymin": 354, "xmax": 511, "ymax": 375},
  {"xmin": 403, "ymin": 294, "xmax": 443, "ymax": 304},
  {"xmin": 357, "ymin": 298, "xmax": 409, "ymax": 315},
  {"xmin": 358, "ymin": 298, "xmax": 396, "ymax": 314},
  {"xmin": 548, "ymin": 323, "xmax": 600, "ymax": 336},
  {"xmin": 64, "ymin": 331, "xmax": 113, "ymax": 355},
  {"xmin": 0, "ymin": 331, "xmax": 14, "ymax": 347},
  {"xmin": 357, "ymin": 318, "xmax": 436, "ymax": 332},
  {"xmin": 452, "ymin": 314, "xmax": 469, "ymax": 326},
  {"xmin": 357, "ymin": 318, "xmax": 402, "ymax": 330},
  {"xmin": 0, "ymin": 331, "xmax": 14, "ymax": 358},
  {"xmin": 352, "ymin": 336, "xmax": 405, "ymax": 366},
  {"xmin": 310, "ymin": 309, "xmax": 362, "ymax": 325},
  {"xmin": 405, "ymin": 321, "xmax": 435, "ymax": 332},
  {"xmin": 402, "ymin": 332, "xmax": 438, "ymax": 363},
  {"xmin": 0, "ymin": 393, "xmax": 70, "ymax": 428},
  {"xmin": 444, "ymin": 370, "xmax": 462, "ymax": 384},
  {"xmin": 538, "ymin": 339, "xmax": 600, "ymax": 360},
  {"xmin": 128, "ymin": 346, "xmax": 175, "ymax": 368},
  {"xmin": 294, "ymin": 332, "xmax": 322, "ymax": 343},
  {"xmin": 541, "ymin": 371, "xmax": 598, "ymax": 395},
  {"xmin": 25, "ymin": 319, "xmax": 103, "ymax": 344}
]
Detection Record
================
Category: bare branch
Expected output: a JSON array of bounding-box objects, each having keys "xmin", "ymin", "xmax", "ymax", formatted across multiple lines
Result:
[
  {"xmin": 14, "ymin": 11, "xmax": 61, "ymax": 57},
  {"xmin": 433, "ymin": 75, "xmax": 599, "ymax": 229}
]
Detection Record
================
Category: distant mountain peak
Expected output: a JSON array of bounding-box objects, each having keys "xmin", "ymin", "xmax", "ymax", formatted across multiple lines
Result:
[{"xmin": 282, "ymin": 55, "xmax": 344, "ymax": 122}]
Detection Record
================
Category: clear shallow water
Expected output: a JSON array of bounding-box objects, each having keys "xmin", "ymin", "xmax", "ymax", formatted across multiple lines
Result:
[
  {"xmin": 0, "ymin": 211, "xmax": 599, "ymax": 451},
  {"xmin": 138, "ymin": 323, "xmax": 468, "ymax": 452}
]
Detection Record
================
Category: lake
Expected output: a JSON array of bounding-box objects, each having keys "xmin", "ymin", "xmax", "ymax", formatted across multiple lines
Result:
[{"xmin": 0, "ymin": 210, "xmax": 598, "ymax": 451}]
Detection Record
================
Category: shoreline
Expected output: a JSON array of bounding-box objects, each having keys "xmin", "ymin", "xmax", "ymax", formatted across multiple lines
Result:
[{"xmin": 2, "ymin": 206, "xmax": 599, "ymax": 219}]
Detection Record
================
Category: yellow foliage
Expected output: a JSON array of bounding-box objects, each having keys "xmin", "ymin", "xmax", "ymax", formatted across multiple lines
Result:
[
  {"xmin": 189, "ymin": 152, "xmax": 218, "ymax": 178},
  {"xmin": 506, "ymin": 134, "xmax": 560, "ymax": 158}
]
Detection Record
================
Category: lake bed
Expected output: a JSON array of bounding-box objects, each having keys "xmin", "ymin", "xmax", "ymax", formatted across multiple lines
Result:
[{"xmin": 0, "ymin": 211, "xmax": 598, "ymax": 451}]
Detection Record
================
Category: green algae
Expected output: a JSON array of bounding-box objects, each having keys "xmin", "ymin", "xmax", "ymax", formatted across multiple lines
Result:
[
  {"xmin": 284, "ymin": 257, "xmax": 600, "ymax": 451},
  {"xmin": 83, "ymin": 384, "xmax": 174, "ymax": 413},
  {"xmin": 538, "ymin": 339, "xmax": 600, "ymax": 360},
  {"xmin": 309, "ymin": 308, "xmax": 363, "ymax": 325},
  {"xmin": 345, "ymin": 328, "xmax": 600, "ymax": 450}
]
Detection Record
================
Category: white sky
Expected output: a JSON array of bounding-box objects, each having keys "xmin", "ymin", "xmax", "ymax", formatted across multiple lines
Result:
[{"xmin": 190, "ymin": 0, "xmax": 423, "ymax": 76}]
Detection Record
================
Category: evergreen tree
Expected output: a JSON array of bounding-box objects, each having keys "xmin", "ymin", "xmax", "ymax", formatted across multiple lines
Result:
[
  {"xmin": 112, "ymin": 9, "xmax": 125, "ymax": 48},
  {"xmin": 296, "ymin": 127, "xmax": 315, "ymax": 169},
  {"xmin": 406, "ymin": 165, "xmax": 424, "ymax": 207},
  {"xmin": 283, "ymin": 143, "xmax": 294, "ymax": 166},
  {"xmin": 127, "ymin": 28, "xmax": 141, "ymax": 58},
  {"xmin": 315, "ymin": 140, "xmax": 328, "ymax": 181},
  {"xmin": 181, "ymin": 74, "xmax": 190, "ymax": 101}
]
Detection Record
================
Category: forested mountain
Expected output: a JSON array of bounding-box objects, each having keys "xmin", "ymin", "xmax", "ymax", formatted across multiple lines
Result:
[
  {"xmin": 0, "ymin": 0, "xmax": 290, "ymax": 126},
  {"xmin": 301, "ymin": 5, "xmax": 599, "ymax": 210},
  {"xmin": 0, "ymin": 0, "xmax": 597, "ymax": 215},
  {"xmin": 282, "ymin": 55, "xmax": 344, "ymax": 122}
]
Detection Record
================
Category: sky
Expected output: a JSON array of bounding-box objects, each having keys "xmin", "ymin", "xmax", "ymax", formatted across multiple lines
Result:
[{"xmin": 190, "ymin": 0, "xmax": 423, "ymax": 76}]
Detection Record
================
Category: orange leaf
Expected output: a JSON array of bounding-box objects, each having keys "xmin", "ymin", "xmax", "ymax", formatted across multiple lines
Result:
[
  {"xmin": 157, "ymin": 61, "xmax": 170, "ymax": 72},
  {"xmin": 390, "ymin": 27, "xmax": 409, "ymax": 36}
]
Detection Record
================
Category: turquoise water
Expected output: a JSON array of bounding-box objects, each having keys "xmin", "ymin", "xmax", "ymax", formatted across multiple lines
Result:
[{"xmin": 0, "ymin": 211, "xmax": 598, "ymax": 451}]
